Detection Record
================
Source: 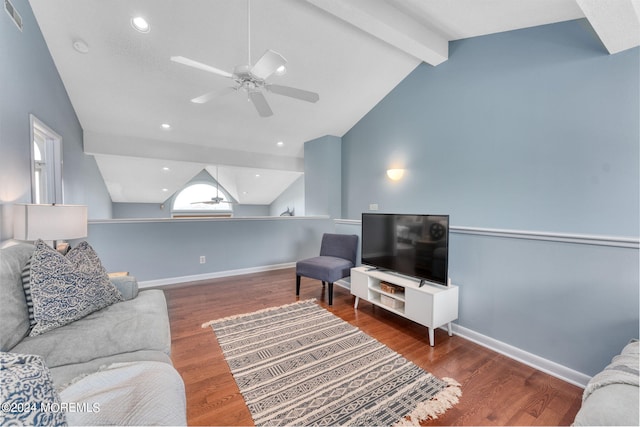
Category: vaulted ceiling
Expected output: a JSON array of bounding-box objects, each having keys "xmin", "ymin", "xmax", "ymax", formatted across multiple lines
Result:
[{"xmin": 29, "ymin": 0, "xmax": 640, "ymax": 205}]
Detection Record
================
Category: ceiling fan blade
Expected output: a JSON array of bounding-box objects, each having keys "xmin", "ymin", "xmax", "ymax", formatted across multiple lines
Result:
[
  {"xmin": 250, "ymin": 50, "xmax": 287, "ymax": 80},
  {"xmin": 267, "ymin": 84, "xmax": 319, "ymax": 103},
  {"xmin": 170, "ymin": 56, "xmax": 233, "ymax": 79},
  {"xmin": 190, "ymin": 200, "xmax": 235, "ymax": 205},
  {"xmin": 248, "ymin": 91, "xmax": 273, "ymax": 117},
  {"xmin": 191, "ymin": 87, "xmax": 236, "ymax": 104}
]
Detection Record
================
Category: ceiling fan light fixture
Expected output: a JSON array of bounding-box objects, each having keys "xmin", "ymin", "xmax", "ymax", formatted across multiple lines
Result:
[
  {"xmin": 275, "ymin": 65, "xmax": 287, "ymax": 76},
  {"xmin": 131, "ymin": 16, "xmax": 150, "ymax": 33}
]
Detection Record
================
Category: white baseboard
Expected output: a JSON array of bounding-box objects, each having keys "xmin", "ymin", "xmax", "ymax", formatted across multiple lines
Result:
[
  {"xmin": 452, "ymin": 324, "xmax": 592, "ymax": 388},
  {"xmin": 138, "ymin": 262, "xmax": 296, "ymax": 288}
]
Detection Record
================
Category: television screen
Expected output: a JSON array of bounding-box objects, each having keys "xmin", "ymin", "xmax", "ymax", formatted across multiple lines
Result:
[{"xmin": 361, "ymin": 213, "xmax": 449, "ymax": 286}]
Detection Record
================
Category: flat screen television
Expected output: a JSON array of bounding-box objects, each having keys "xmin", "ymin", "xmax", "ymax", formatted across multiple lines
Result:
[{"xmin": 361, "ymin": 213, "xmax": 450, "ymax": 287}]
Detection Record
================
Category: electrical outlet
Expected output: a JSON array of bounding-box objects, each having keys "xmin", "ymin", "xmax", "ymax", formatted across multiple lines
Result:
[
  {"xmin": 199, "ymin": 256, "xmax": 206, "ymax": 264},
  {"xmin": 369, "ymin": 203, "xmax": 379, "ymax": 211}
]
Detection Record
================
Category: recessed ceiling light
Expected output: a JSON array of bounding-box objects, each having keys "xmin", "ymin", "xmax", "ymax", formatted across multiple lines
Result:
[
  {"xmin": 72, "ymin": 39, "xmax": 89, "ymax": 54},
  {"xmin": 161, "ymin": 123, "xmax": 171, "ymax": 130},
  {"xmin": 276, "ymin": 141, "xmax": 284, "ymax": 147},
  {"xmin": 131, "ymin": 16, "xmax": 150, "ymax": 33},
  {"xmin": 162, "ymin": 167, "xmax": 170, "ymax": 172},
  {"xmin": 255, "ymin": 174, "xmax": 260, "ymax": 178},
  {"xmin": 161, "ymin": 188, "xmax": 169, "ymax": 192}
]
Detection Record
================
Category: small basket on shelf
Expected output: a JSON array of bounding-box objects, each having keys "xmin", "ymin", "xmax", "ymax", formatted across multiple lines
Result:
[
  {"xmin": 380, "ymin": 281, "xmax": 404, "ymax": 294},
  {"xmin": 380, "ymin": 294, "xmax": 404, "ymax": 309}
]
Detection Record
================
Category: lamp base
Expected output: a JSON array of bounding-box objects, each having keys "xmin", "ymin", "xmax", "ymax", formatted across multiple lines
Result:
[{"xmin": 55, "ymin": 241, "xmax": 70, "ymax": 255}]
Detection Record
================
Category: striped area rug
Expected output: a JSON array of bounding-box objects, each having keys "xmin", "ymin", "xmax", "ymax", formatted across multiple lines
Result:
[{"xmin": 202, "ymin": 299, "xmax": 461, "ymax": 426}]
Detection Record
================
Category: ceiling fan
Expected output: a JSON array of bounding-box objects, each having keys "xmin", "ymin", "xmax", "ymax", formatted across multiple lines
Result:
[
  {"xmin": 171, "ymin": 0, "xmax": 319, "ymax": 117},
  {"xmin": 190, "ymin": 167, "xmax": 235, "ymax": 206}
]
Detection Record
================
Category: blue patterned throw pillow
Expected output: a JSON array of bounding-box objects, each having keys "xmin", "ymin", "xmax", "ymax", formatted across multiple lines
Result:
[
  {"xmin": 28, "ymin": 240, "xmax": 123, "ymax": 336},
  {"xmin": 0, "ymin": 352, "xmax": 67, "ymax": 426},
  {"xmin": 21, "ymin": 256, "xmax": 37, "ymax": 330}
]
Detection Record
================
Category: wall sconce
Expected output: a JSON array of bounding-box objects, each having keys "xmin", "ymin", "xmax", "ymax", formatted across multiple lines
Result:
[{"xmin": 386, "ymin": 169, "xmax": 405, "ymax": 181}]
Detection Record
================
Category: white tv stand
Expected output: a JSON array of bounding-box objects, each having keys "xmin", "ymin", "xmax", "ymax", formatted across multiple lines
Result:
[{"xmin": 350, "ymin": 266, "xmax": 459, "ymax": 346}]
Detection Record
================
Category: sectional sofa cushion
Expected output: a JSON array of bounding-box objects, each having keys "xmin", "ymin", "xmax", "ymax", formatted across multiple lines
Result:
[
  {"xmin": 0, "ymin": 244, "xmax": 34, "ymax": 351},
  {"xmin": 11, "ymin": 290, "xmax": 171, "ymax": 370},
  {"xmin": 0, "ymin": 352, "xmax": 67, "ymax": 426},
  {"xmin": 49, "ymin": 350, "xmax": 174, "ymax": 389},
  {"xmin": 29, "ymin": 240, "xmax": 123, "ymax": 336}
]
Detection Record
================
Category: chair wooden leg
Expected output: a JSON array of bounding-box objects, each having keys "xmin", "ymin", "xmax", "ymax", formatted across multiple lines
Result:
[
  {"xmin": 328, "ymin": 282, "xmax": 334, "ymax": 306},
  {"xmin": 296, "ymin": 275, "xmax": 301, "ymax": 296}
]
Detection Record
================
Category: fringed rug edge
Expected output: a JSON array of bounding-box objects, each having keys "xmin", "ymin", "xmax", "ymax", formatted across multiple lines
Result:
[
  {"xmin": 201, "ymin": 298, "xmax": 317, "ymax": 329},
  {"xmin": 394, "ymin": 377, "xmax": 462, "ymax": 427}
]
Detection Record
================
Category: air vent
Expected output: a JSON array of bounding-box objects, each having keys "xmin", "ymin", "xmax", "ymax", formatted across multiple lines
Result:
[{"xmin": 4, "ymin": 0, "xmax": 23, "ymax": 31}]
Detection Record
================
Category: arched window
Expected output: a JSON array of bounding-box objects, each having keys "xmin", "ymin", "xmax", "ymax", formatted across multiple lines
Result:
[{"xmin": 171, "ymin": 183, "xmax": 233, "ymax": 218}]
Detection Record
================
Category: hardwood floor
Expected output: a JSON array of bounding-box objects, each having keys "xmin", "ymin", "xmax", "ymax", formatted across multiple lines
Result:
[{"xmin": 163, "ymin": 268, "xmax": 583, "ymax": 426}]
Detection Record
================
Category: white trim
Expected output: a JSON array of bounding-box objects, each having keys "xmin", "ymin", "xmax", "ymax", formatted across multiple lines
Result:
[
  {"xmin": 451, "ymin": 324, "xmax": 592, "ymax": 388},
  {"xmin": 138, "ymin": 262, "xmax": 296, "ymax": 288},
  {"xmin": 30, "ymin": 115, "xmax": 63, "ymax": 204},
  {"xmin": 452, "ymin": 226, "xmax": 639, "ymax": 249},
  {"xmin": 334, "ymin": 219, "xmax": 361, "ymax": 225},
  {"xmin": 332, "ymin": 219, "xmax": 639, "ymax": 249},
  {"xmin": 90, "ymin": 215, "xmax": 329, "ymax": 225}
]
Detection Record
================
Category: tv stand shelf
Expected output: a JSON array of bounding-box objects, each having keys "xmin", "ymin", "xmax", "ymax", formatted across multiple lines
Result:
[{"xmin": 350, "ymin": 266, "xmax": 459, "ymax": 346}]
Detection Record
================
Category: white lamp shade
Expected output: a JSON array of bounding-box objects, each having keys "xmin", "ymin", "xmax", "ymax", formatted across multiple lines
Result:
[{"xmin": 13, "ymin": 204, "xmax": 88, "ymax": 241}]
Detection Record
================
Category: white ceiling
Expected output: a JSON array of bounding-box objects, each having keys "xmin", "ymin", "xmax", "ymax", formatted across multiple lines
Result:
[{"xmin": 28, "ymin": 0, "xmax": 640, "ymax": 206}]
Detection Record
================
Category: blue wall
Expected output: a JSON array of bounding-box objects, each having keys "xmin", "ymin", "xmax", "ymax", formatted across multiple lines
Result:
[
  {"xmin": 270, "ymin": 176, "xmax": 305, "ymax": 217},
  {"xmin": 305, "ymin": 135, "xmax": 342, "ymax": 218},
  {"xmin": 343, "ymin": 20, "xmax": 639, "ymax": 236},
  {"xmin": 112, "ymin": 202, "xmax": 171, "ymax": 219},
  {"xmin": 87, "ymin": 217, "xmax": 333, "ymax": 282},
  {"xmin": 341, "ymin": 20, "xmax": 639, "ymax": 377},
  {"xmin": 0, "ymin": 0, "xmax": 112, "ymax": 242}
]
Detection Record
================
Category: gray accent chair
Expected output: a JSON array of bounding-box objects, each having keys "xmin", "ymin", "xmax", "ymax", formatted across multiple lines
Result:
[{"xmin": 296, "ymin": 233, "xmax": 358, "ymax": 305}]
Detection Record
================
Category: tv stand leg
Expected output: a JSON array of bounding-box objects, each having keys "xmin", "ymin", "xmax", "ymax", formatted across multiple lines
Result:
[
  {"xmin": 448, "ymin": 322, "xmax": 453, "ymax": 336},
  {"xmin": 354, "ymin": 296, "xmax": 359, "ymax": 309},
  {"xmin": 428, "ymin": 328, "xmax": 434, "ymax": 347}
]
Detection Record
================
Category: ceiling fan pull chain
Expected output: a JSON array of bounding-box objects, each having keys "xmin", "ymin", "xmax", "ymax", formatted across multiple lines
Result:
[{"xmin": 247, "ymin": 0, "xmax": 251, "ymax": 65}]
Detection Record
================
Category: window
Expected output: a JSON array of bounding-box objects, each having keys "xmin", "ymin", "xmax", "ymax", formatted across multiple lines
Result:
[
  {"xmin": 30, "ymin": 115, "xmax": 62, "ymax": 204},
  {"xmin": 172, "ymin": 183, "xmax": 234, "ymax": 218}
]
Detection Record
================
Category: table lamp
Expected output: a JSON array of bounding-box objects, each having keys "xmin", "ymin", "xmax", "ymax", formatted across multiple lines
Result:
[{"xmin": 13, "ymin": 204, "xmax": 88, "ymax": 250}]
